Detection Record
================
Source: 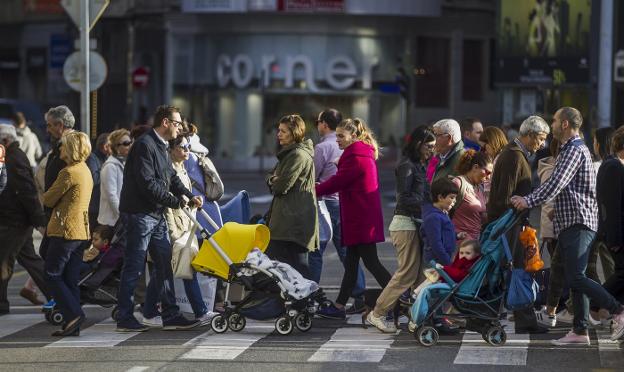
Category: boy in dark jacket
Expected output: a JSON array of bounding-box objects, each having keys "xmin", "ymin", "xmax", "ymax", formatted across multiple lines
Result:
[{"xmin": 421, "ymin": 178, "xmax": 464, "ymax": 265}]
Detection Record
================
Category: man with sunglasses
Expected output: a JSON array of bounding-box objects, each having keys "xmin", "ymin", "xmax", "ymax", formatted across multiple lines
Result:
[{"xmin": 117, "ymin": 105, "xmax": 203, "ymax": 332}]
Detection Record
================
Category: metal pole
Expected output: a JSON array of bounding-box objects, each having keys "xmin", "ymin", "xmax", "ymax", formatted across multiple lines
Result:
[
  {"xmin": 598, "ymin": 0, "xmax": 613, "ymax": 128},
  {"xmin": 80, "ymin": 0, "xmax": 90, "ymax": 137}
]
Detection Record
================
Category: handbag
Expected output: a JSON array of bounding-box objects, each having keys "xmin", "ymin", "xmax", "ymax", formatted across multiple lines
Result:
[
  {"xmin": 197, "ymin": 155, "xmax": 224, "ymax": 201},
  {"xmin": 171, "ymin": 216, "xmax": 199, "ymax": 280},
  {"xmin": 506, "ymin": 268, "xmax": 539, "ymax": 310}
]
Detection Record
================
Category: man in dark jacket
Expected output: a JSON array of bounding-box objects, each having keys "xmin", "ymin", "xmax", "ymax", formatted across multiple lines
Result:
[
  {"xmin": 431, "ymin": 119, "xmax": 465, "ymax": 183},
  {"xmin": 86, "ymin": 132, "xmax": 110, "ymax": 230},
  {"xmin": 116, "ymin": 105, "xmax": 203, "ymax": 332},
  {"xmin": 0, "ymin": 124, "xmax": 50, "ymax": 314},
  {"xmin": 488, "ymin": 115, "xmax": 549, "ymax": 333}
]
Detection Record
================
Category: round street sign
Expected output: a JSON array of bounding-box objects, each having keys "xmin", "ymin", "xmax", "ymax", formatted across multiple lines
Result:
[
  {"xmin": 132, "ymin": 66, "xmax": 150, "ymax": 88},
  {"xmin": 63, "ymin": 51, "xmax": 108, "ymax": 92}
]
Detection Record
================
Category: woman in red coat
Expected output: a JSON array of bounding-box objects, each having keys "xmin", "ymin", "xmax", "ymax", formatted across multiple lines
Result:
[{"xmin": 315, "ymin": 118, "xmax": 391, "ymax": 319}]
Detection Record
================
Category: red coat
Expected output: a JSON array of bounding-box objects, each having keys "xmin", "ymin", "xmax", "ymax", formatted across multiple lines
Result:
[
  {"xmin": 443, "ymin": 256, "xmax": 479, "ymax": 282},
  {"xmin": 316, "ymin": 141, "xmax": 384, "ymax": 247}
]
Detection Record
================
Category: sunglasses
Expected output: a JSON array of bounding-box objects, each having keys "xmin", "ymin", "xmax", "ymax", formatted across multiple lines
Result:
[
  {"xmin": 117, "ymin": 140, "xmax": 133, "ymax": 147},
  {"xmin": 481, "ymin": 168, "xmax": 492, "ymax": 176},
  {"xmin": 177, "ymin": 144, "xmax": 191, "ymax": 151}
]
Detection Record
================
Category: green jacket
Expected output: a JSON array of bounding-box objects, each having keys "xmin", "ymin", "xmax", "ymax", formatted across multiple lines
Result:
[
  {"xmin": 266, "ymin": 139, "xmax": 319, "ymax": 251},
  {"xmin": 432, "ymin": 140, "xmax": 465, "ymax": 183}
]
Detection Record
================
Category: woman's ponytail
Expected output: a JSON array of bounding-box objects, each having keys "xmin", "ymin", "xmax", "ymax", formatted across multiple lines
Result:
[{"xmin": 338, "ymin": 118, "xmax": 380, "ymax": 160}]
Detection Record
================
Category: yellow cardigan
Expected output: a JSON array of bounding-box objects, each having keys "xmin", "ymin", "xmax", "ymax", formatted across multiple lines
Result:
[{"xmin": 43, "ymin": 162, "xmax": 93, "ymax": 240}]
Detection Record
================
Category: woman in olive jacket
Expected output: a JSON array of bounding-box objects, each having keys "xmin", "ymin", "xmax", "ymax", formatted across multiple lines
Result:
[
  {"xmin": 266, "ymin": 114, "xmax": 319, "ymax": 279},
  {"xmin": 42, "ymin": 131, "xmax": 93, "ymax": 337}
]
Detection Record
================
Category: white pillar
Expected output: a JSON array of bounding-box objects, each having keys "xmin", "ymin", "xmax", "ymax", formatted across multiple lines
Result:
[{"xmin": 598, "ymin": 0, "xmax": 614, "ymax": 128}]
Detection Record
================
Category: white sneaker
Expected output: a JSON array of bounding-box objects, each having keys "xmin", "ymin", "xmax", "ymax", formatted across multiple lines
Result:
[
  {"xmin": 536, "ymin": 309, "xmax": 557, "ymax": 328},
  {"xmin": 588, "ymin": 313, "xmax": 602, "ymax": 328},
  {"xmin": 408, "ymin": 320, "xmax": 416, "ymax": 333},
  {"xmin": 366, "ymin": 312, "xmax": 397, "ymax": 333},
  {"xmin": 141, "ymin": 315, "xmax": 163, "ymax": 328},
  {"xmin": 610, "ymin": 312, "xmax": 624, "ymax": 341},
  {"xmin": 196, "ymin": 311, "xmax": 218, "ymax": 326},
  {"xmin": 557, "ymin": 309, "xmax": 574, "ymax": 324}
]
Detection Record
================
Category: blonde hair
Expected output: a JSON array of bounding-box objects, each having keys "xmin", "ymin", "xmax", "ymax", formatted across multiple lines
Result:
[
  {"xmin": 338, "ymin": 118, "xmax": 379, "ymax": 159},
  {"xmin": 61, "ymin": 131, "xmax": 91, "ymax": 163},
  {"xmin": 278, "ymin": 114, "xmax": 306, "ymax": 143},
  {"xmin": 108, "ymin": 129, "xmax": 130, "ymax": 156}
]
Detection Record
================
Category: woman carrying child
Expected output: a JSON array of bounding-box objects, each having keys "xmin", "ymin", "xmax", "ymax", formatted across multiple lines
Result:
[
  {"xmin": 366, "ymin": 126, "xmax": 435, "ymax": 333},
  {"xmin": 315, "ymin": 118, "xmax": 392, "ymax": 320}
]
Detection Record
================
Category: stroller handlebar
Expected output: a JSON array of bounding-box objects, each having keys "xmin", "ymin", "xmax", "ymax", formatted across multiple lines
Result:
[{"xmin": 428, "ymin": 260, "xmax": 457, "ymax": 286}]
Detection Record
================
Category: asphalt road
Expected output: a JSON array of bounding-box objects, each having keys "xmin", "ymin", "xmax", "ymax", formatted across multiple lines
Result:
[{"xmin": 2, "ymin": 169, "xmax": 621, "ymax": 371}]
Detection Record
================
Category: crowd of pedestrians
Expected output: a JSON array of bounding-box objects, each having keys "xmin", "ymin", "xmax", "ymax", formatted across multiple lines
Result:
[{"xmin": 0, "ymin": 102, "xmax": 623, "ymax": 347}]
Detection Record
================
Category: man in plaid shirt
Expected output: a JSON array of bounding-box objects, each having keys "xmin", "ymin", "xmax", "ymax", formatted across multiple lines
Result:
[{"xmin": 512, "ymin": 107, "xmax": 624, "ymax": 346}]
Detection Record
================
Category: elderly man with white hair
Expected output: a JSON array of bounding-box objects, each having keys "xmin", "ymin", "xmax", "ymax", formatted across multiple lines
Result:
[
  {"xmin": 487, "ymin": 115, "xmax": 550, "ymax": 334},
  {"xmin": 431, "ymin": 119, "xmax": 465, "ymax": 183},
  {"xmin": 0, "ymin": 124, "xmax": 51, "ymax": 314}
]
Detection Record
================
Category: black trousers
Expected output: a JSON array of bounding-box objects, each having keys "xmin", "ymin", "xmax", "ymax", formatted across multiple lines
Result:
[
  {"xmin": 336, "ymin": 243, "xmax": 392, "ymax": 306},
  {"xmin": 0, "ymin": 225, "xmax": 51, "ymax": 311},
  {"xmin": 266, "ymin": 239, "xmax": 311, "ymax": 280},
  {"xmin": 603, "ymin": 247, "xmax": 624, "ymax": 304}
]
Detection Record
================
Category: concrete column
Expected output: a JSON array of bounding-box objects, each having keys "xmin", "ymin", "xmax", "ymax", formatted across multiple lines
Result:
[
  {"xmin": 449, "ymin": 29, "xmax": 463, "ymax": 117},
  {"xmin": 217, "ymin": 93, "xmax": 235, "ymax": 158},
  {"xmin": 598, "ymin": 0, "xmax": 614, "ymax": 128}
]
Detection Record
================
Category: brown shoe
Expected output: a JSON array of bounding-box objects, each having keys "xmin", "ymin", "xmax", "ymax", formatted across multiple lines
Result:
[{"xmin": 20, "ymin": 288, "xmax": 43, "ymax": 305}]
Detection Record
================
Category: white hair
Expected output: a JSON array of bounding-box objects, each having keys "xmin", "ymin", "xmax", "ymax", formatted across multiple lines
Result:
[
  {"xmin": 45, "ymin": 105, "xmax": 75, "ymax": 129},
  {"xmin": 0, "ymin": 124, "xmax": 17, "ymax": 143},
  {"xmin": 519, "ymin": 115, "xmax": 550, "ymax": 136},
  {"xmin": 432, "ymin": 119, "xmax": 462, "ymax": 143}
]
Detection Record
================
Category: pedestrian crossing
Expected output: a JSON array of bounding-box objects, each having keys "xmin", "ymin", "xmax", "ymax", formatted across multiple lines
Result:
[{"xmin": 0, "ymin": 310, "xmax": 622, "ymax": 369}]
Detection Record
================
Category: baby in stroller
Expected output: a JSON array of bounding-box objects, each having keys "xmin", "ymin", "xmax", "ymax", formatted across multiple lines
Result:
[
  {"xmin": 409, "ymin": 240, "xmax": 481, "ymax": 331},
  {"xmin": 80, "ymin": 225, "xmax": 114, "ymax": 274}
]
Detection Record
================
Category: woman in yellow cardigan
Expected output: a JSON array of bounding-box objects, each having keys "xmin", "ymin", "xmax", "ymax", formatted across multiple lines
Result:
[{"xmin": 43, "ymin": 131, "xmax": 93, "ymax": 337}]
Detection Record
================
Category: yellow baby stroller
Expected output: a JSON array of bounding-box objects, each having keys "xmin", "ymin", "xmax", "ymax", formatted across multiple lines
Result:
[{"xmin": 183, "ymin": 207, "xmax": 321, "ymax": 335}]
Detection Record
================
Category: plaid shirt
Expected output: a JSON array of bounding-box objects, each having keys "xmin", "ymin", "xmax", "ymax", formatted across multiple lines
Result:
[{"xmin": 525, "ymin": 135, "xmax": 598, "ymax": 234}]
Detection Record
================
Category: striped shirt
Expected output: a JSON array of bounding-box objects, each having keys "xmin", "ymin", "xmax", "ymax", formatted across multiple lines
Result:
[{"xmin": 525, "ymin": 135, "xmax": 598, "ymax": 234}]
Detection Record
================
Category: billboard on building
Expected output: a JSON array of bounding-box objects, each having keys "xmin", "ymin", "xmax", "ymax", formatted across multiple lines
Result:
[{"xmin": 495, "ymin": 0, "xmax": 591, "ymax": 85}]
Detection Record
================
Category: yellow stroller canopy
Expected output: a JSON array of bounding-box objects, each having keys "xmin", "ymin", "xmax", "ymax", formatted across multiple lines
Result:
[{"xmin": 192, "ymin": 222, "xmax": 270, "ymax": 280}]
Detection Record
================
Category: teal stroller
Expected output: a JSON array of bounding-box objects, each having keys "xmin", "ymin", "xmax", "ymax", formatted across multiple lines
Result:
[{"xmin": 412, "ymin": 209, "xmax": 527, "ymax": 347}]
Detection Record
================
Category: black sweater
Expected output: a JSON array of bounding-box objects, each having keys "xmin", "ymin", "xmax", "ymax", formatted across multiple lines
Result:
[
  {"xmin": 120, "ymin": 129, "xmax": 194, "ymax": 218},
  {"xmin": 596, "ymin": 156, "xmax": 624, "ymax": 248}
]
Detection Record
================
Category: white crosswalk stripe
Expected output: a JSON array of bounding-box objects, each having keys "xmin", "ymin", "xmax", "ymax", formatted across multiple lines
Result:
[
  {"xmin": 45, "ymin": 317, "xmax": 143, "ymax": 348},
  {"xmin": 0, "ymin": 314, "xmax": 43, "ymax": 338},
  {"xmin": 179, "ymin": 319, "xmax": 275, "ymax": 360},
  {"xmin": 596, "ymin": 326, "xmax": 623, "ymax": 369},
  {"xmin": 308, "ymin": 327, "xmax": 398, "ymax": 363},
  {"xmin": 454, "ymin": 320, "xmax": 529, "ymax": 365}
]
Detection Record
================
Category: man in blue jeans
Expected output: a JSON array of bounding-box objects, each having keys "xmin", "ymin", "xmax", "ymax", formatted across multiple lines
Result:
[
  {"xmin": 116, "ymin": 105, "xmax": 204, "ymax": 332},
  {"xmin": 512, "ymin": 107, "xmax": 624, "ymax": 345},
  {"xmin": 309, "ymin": 108, "xmax": 366, "ymax": 314}
]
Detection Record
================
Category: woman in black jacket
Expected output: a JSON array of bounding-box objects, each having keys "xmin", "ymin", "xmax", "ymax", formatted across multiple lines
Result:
[
  {"xmin": 598, "ymin": 126, "xmax": 624, "ymax": 304},
  {"xmin": 366, "ymin": 126, "xmax": 435, "ymax": 333}
]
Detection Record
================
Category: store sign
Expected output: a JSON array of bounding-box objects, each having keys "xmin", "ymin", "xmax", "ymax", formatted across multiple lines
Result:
[{"xmin": 216, "ymin": 53, "xmax": 378, "ymax": 91}]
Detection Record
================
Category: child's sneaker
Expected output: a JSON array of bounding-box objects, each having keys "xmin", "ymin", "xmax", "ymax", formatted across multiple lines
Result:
[
  {"xmin": 556, "ymin": 309, "xmax": 574, "ymax": 324},
  {"xmin": 408, "ymin": 320, "xmax": 417, "ymax": 332},
  {"xmin": 551, "ymin": 330, "xmax": 590, "ymax": 346},
  {"xmin": 610, "ymin": 311, "xmax": 624, "ymax": 341},
  {"xmin": 366, "ymin": 312, "xmax": 397, "ymax": 333},
  {"xmin": 399, "ymin": 290, "xmax": 414, "ymax": 306},
  {"xmin": 42, "ymin": 299, "xmax": 56, "ymax": 311},
  {"xmin": 536, "ymin": 308, "xmax": 557, "ymax": 328},
  {"xmin": 196, "ymin": 311, "xmax": 218, "ymax": 326},
  {"xmin": 316, "ymin": 303, "xmax": 346, "ymax": 320}
]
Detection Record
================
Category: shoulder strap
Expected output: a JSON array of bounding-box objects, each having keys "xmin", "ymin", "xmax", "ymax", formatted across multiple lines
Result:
[{"xmin": 449, "ymin": 175, "xmax": 470, "ymax": 216}]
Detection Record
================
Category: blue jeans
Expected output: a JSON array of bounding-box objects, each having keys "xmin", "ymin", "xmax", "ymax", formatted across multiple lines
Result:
[
  {"xmin": 411, "ymin": 282, "xmax": 450, "ymax": 326},
  {"xmin": 308, "ymin": 199, "xmax": 365, "ymax": 297},
  {"xmin": 44, "ymin": 237, "xmax": 86, "ymax": 322},
  {"xmin": 117, "ymin": 213, "xmax": 180, "ymax": 323},
  {"xmin": 144, "ymin": 265, "xmax": 207, "ymax": 318},
  {"xmin": 559, "ymin": 224, "xmax": 621, "ymax": 333}
]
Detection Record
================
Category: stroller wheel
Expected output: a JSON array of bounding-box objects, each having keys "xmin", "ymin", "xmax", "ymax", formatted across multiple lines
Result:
[
  {"xmin": 50, "ymin": 309, "xmax": 64, "ymax": 326},
  {"xmin": 111, "ymin": 306, "xmax": 119, "ymax": 321},
  {"xmin": 294, "ymin": 313, "xmax": 312, "ymax": 332},
  {"xmin": 275, "ymin": 316, "xmax": 293, "ymax": 335},
  {"xmin": 415, "ymin": 326, "xmax": 439, "ymax": 347},
  {"xmin": 228, "ymin": 313, "xmax": 246, "ymax": 332},
  {"xmin": 484, "ymin": 325, "xmax": 506, "ymax": 346},
  {"xmin": 211, "ymin": 314, "xmax": 229, "ymax": 333}
]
